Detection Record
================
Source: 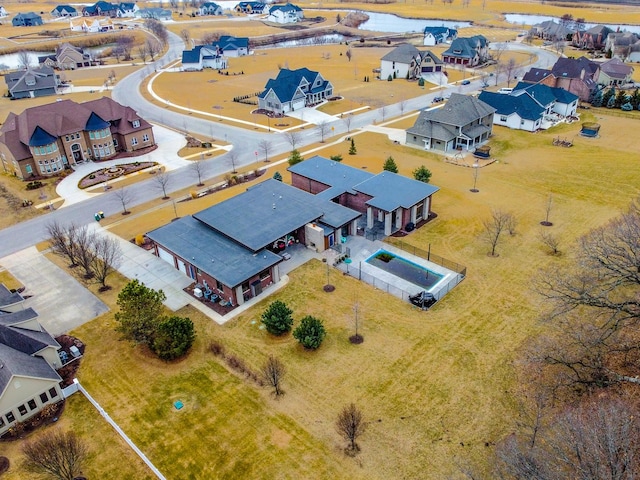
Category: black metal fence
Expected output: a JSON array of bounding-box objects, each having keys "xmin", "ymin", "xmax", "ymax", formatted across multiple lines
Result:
[{"xmin": 385, "ymin": 239, "xmax": 467, "ymax": 277}]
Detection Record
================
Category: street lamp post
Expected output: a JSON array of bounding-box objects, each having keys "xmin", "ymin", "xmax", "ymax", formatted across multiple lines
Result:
[{"xmin": 470, "ymin": 163, "xmax": 480, "ymax": 193}]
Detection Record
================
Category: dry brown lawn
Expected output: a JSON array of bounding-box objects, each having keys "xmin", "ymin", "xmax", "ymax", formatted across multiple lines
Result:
[{"xmin": 41, "ymin": 111, "xmax": 639, "ymax": 479}]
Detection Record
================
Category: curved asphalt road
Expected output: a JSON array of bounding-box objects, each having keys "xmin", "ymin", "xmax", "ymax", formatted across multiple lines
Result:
[{"xmin": 0, "ymin": 37, "xmax": 558, "ymax": 258}]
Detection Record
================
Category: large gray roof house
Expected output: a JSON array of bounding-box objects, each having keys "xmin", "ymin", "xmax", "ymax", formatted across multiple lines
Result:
[
  {"xmin": 146, "ymin": 178, "xmax": 361, "ymax": 307},
  {"xmin": 406, "ymin": 93, "xmax": 495, "ymax": 152},
  {"xmin": 147, "ymin": 156, "xmax": 442, "ymax": 307},
  {"xmin": 289, "ymin": 156, "xmax": 440, "ymax": 237}
]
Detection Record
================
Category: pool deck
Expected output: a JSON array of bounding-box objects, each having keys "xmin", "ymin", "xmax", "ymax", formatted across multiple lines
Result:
[{"xmin": 337, "ymin": 237, "xmax": 460, "ymax": 299}]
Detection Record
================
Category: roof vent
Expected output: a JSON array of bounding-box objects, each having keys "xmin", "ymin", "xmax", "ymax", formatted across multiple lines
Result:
[{"xmin": 272, "ymin": 203, "xmax": 276, "ymax": 209}]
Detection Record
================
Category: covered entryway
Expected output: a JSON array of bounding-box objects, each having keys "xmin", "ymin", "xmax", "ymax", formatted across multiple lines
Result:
[{"xmin": 71, "ymin": 144, "xmax": 83, "ymax": 162}]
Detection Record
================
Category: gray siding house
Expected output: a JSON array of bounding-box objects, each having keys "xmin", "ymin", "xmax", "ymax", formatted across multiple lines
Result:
[{"xmin": 406, "ymin": 93, "xmax": 495, "ymax": 152}]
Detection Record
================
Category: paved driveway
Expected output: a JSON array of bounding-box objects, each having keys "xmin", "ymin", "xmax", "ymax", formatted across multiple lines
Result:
[{"xmin": 0, "ymin": 247, "xmax": 109, "ymax": 335}]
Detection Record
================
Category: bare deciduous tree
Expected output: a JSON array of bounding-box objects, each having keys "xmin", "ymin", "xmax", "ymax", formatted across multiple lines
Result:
[
  {"xmin": 261, "ymin": 355, "xmax": 285, "ymax": 396},
  {"xmin": 541, "ymin": 195, "xmax": 553, "ymax": 226},
  {"xmin": 493, "ymin": 398, "xmax": 640, "ymax": 480},
  {"xmin": 342, "ymin": 114, "xmax": 353, "ymax": 133},
  {"xmin": 539, "ymin": 230, "xmax": 560, "ymax": 255},
  {"xmin": 22, "ymin": 430, "xmax": 88, "ymax": 480},
  {"xmin": 532, "ymin": 199, "xmax": 640, "ymax": 391},
  {"xmin": 180, "ymin": 28, "xmax": 190, "ymax": 46},
  {"xmin": 152, "ymin": 170, "xmax": 171, "ymax": 199},
  {"xmin": 113, "ymin": 186, "xmax": 135, "ymax": 215},
  {"xmin": 47, "ymin": 221, "xmax": 79, "ymax": 267},
  {"xmin": 73, "ymin": 225, "xmax": 97, "ymax": 279},
  {"xmin": 17, "ymin": 50, "xmax": 32, "ymax": 70},
  {"xmin": 336, "ymin": 403, "xmax": 366, "ymax": 455},
  {"xmin": 345, "ymin": 49, "xmax": 352, "ymax": 62},
  {"xmin": 228, "ymin": 150, "xmax": 238, "ymax": 173},
  {"xmin": 504, "ymin": 58, "xmax": 519, "ymax": 87},
  {"xmin": 284, "ymin": 131, "xmax": 300, "ymax": 150},
  {"xmin": 144, "ymin": 18, "xmax": 168, "ymax": 45},
  {"xmin": 258, "ymin": 139, "xmax": 272, "ymax": 162},
  {"xmin": 90, "ymin": 234, "xmax": 122, "ymax": 291},
  {"xmin": 137, "ymin": 45, "xmax": 149, "ymax": 63},
  {"xmin": 145, "ymin": 39, "xmax": 162, "ymax": 61},
  {"xmin": 317, "ymin": 120, "xmax": 330, "ymax": 143},
  {"xmin": 189, "ymin": 159, "xmax": 207, "ymax": 186},
  {"xmin": 482, "ymin": 209, "xmax": 512, "ymax": 257}
]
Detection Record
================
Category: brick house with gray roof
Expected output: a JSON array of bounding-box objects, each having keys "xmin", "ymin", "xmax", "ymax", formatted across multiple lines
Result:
[
  {"xmin": 572, "ymin": 24, "xmax": 614, "ymax": 51},
  {"xmin": 146, "ymin": 157, "xmax": 440, "ymax": 306},
  {"xmin": 0, "ymin": 285, "xmax": 64, "ymax": 437},
  {"xmin": 597, "ymin": 58, "xmax": 634, "ymax": 86},
  {"xmin": 441, "ymin": 35, "xmax": 490, "ymax": 67},
  {"xmin": 0, "ymin": 97, "xmax": 155, "ymax": 179},
  {"xmin": 406, "ymin": 93, "xmax": 495, "ymax": 152}
]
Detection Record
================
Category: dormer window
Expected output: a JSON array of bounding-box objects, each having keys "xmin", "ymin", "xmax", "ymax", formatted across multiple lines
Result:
[{"xmin": 132, "ymin": 119, "xmax": 140, "ymax": 128}]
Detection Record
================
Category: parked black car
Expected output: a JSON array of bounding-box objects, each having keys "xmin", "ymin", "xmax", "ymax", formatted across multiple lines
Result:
[{"xmin": 409, "ymin": 291, "xmax": 437, "ymax": 309}]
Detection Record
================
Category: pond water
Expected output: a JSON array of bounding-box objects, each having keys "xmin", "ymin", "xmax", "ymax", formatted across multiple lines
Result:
[
  {"xmin": 254, "ymin": 33, "xmax": 344, "ymax": 49},
  {"xmin": 357, "ymin": 12, "xmax": 470, "ymax": 33},
  {"xmin": 504, "ymin": 13, "xmax": 640, "ymax": 35},
  {"xmin": 0, "ymin": 45, "xmax": 109, "ymax": 70}
]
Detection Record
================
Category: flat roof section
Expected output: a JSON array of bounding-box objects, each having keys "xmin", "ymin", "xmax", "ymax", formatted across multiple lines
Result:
[{"xmin": 146, "ymin": 216, "xmax": 282, "ymax": 288}]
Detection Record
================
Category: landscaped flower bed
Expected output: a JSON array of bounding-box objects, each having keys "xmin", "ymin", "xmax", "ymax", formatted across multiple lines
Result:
[{"xmin": 78, "ymin": 161, "xmax": 158, "ymax": 189}]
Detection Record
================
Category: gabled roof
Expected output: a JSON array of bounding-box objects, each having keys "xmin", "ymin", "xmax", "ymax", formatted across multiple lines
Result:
[
  {"xmin": 4, "ymin": 66, "xmax": 57, "ymax": 95},
  {"xmin": 584, "ymin": 24, "xmax": 613, "ymax": 37},
  {"xmin": 0, "ymin": 343, "xmax": 61, "ymax": 396},
  {"xmin": 381, "ymin": 44, "xmax": 422, "ymax": 63},
  {"xmin": 415, "ymin": 93, "xmax": 495, "ymax": 127},
  {"xmin": 478, "ymin": 90, "xmax": 545, "ymax": 121},
  {"xmin": 288, "ymin": 156, "xmax": 439, "ymax": 213},
  {"xmin": 52, "ymin": 4, "xmax": 77, "ymax": 13},
  {"xmin": 522, "ymin": 67, "xmax": 553, "ymax": 84},
  {"xmin": 182, "ymin": 46, "xmax": 202, "ymax": 64},
  {"xmin": 356, "ymin": 171, "xmax": 439, "ymax": 212},
  {"xmin": 513, "ymin": 82, "xmax": 557, "ymax": 107},
  {"xmin": 599, "ymin": 57, "xmax": 633, "ymax": 78},
  {"xmin": 0, "ymin": 308, "xmax": 39, "ymax": 328},
  {"xmin": 213, "ymin": 35, "xmax": 249, "ymax": 51},
  {"xmin": 201, "ymin": 2, "xmax": 221, "ymax": 8},
  {"xmin": 258, "ymin": 67, "xmax": 328, "ymax": 104},
  {"xmin": 442, "ymin": 35, "xmax": 487, "ymax": 59},
  {"xmin": 14, "ymin": 12, "xmax": 42, "ymax": 19},
  {"xmin": 550, "ymin": 86, "xmax": 579, "ymax": 104},
  {"xmin": 0, "ymin": 323, "xmax": 59, "ymax": 357},
  {"xmin": 269, "ymin": 3, "xmax": 302, "ymax": 12},
  {"xmin": 551, "ymin": 56, "xmax": 598, "ymax": 88},
  {"xmin": 423, "ymin": 26, "xmax": 456, "ymax": 36},
  {"xmin": 288, "ymin": 155, "xmax": 374, "ymax": 199},
  {"xmin": 0, "ymin": 285, "xmax": 24, "ymax": 309}
]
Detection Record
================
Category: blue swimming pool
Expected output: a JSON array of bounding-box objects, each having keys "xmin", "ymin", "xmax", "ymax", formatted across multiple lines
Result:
[{"xmin": 365, "ymin": 249, "xmax": 443, "ymax": 289}]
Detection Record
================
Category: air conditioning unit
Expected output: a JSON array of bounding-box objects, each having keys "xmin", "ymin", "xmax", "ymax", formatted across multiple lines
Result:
[
  {"xmin": 193, "ymin": 287, "xmax": 203, "ymax": 298},
  {"xmin": 69, "ymin": 346, "xmax": 81, "ymax": 358}
]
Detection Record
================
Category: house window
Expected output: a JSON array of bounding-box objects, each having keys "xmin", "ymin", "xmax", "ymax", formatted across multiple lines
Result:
[
  {"xmin": 48, "ymin": 387, "xmax": 58, "ymax": 398},
  {"xmin": 142, "ymin": 134, "xmax": 149, "ymax": 142},
  {"xmin": 89, "ymin": 131, "xmax": 95, "ymax": 139},
  {"xmin": 113, "ymin": 138, "xmax": 119, "ymax": 148},
  {"xmin": 520, "ymin": 120, "xmax": 525, "ymax": 125},
  {"xmin": 65, "ymin": 135, "xmax": 69, "ymax": 141},
  {"xmin": 25, "ymin": 165, "xmax": 32, "ymax": 174},
  {"xmin": 132, "ymin": 120, "xmax": 140, "ymax": 128},
  {"xmin": 216, "ymin": 279, "xmax": 223, "ymax": 291},
  {"xmin": 28, "ymin": 400, "xmax": 37, "ymax": 411},
  {"xmin": 241, "ymin": 281, "xmax": 250, "ymax": 292},
  {"xmin": 131, "ymin": 138, "xmax": 138, "ymax": 146},
  {"xmin": 18, "ymin": 404, "xmax": 27, "ymax": 416},
  {"xmin": 500, "ymin": 115, "xmax": 507, "ymax": 122},
  {"xmin": 40, "ymin": 392, "xmax": 48, "ymax": 403},
  {"xmin": 6, "ymin": 412, "xmax": 15, "ymax": 423},
  {"xmin": 260, "ymin": 270, "xmax": 270, "ymax": 281}
]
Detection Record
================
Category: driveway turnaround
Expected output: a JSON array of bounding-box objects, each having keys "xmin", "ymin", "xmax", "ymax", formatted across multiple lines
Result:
[{"xmin": 0, "ymin": 247, "xmax": 109, "ymax": 335}]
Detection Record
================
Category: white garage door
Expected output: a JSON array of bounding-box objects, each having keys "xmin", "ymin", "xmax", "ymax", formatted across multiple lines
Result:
[
  {"xmin": 157, "ymin": 247, "xmax": 175, "ymax": 267},
  {"xmin": 176, "ymin": 259, "xmax": 187, "ymax": 275}
]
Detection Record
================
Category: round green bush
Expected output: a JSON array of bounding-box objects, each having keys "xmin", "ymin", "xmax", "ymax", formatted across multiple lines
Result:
[{"xmin": 293, "ymin": 315, "xmax": 326, "ymax": 350}]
